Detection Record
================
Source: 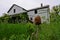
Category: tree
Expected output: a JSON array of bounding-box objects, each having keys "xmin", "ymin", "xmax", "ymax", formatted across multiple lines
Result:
[
  {"xmin": 52, "ymin": 5, "xmax": 60, "ymax": 15},
  {"xmin": 50, "ymin": 5, "xmax": 60, "ymax": 23}
]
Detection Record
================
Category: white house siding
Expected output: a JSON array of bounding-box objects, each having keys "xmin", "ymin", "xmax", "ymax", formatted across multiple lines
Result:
[
  {"xmin": 27, "ymin": 11, "xmax": 35, "ymax": 21},
  {"xmin": 27, "ymin": 8, "xmax": 50, "ymax": 23},
  {"xmin": 27, "ymin": 11, "xmax": 35, "ymax": 15},
  {"xmin": 27, "ymin": 11, "xmax": 33, "ymax": 21},
  {"xmin": 8, "ymin": 5, "xmax": 26, "ymax": 15},
  {"xmin": 37, "ymin": 8, "xmax": 50, "ymax": 23}
]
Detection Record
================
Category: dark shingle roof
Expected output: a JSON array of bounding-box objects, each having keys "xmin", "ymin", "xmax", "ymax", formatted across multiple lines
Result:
[{"xmin": 27, "ymin": 5, "xmax": 49, "ymax": 12}]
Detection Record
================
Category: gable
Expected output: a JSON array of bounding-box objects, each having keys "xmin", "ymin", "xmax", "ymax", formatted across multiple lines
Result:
[{"xmin": 7, "ymin": 4, "xmax": 27, "ymax": 15}]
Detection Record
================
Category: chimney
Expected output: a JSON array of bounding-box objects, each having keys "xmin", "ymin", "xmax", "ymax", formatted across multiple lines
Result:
[{"xmin": 41, "ymin": 3, "xmax": 43, "ymax": 7}]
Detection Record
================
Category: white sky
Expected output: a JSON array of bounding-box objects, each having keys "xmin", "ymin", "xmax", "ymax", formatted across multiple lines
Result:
[{"xmin": 0, "ymin": 0, "xmax": 60, "ymax": 16}]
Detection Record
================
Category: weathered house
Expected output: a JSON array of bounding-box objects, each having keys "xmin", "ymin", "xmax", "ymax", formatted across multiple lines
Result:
[
  {"xmin": 7, "ymin": 4, "xmax": 50, "ymax": 23},
  {"xmin": 27, "ymin": 4, "xmax": 50, "ymax": 23}
]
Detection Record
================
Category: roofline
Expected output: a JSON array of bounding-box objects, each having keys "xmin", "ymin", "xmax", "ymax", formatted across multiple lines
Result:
[
  {"xmin": 27, "ymin": 5, "xmax": 49, "ymax": 12},
  {"xmin": 7, "ymin": 4, "xmax": 27, "ymax": 13},
  {"xmin": 7, "ymin": 4, "xmax": 49, "ymax": 13}
]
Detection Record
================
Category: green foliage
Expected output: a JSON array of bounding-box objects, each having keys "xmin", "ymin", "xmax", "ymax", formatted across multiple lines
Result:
[
  {"xmin": 0, "ymin": 12, "xmax": 28, "ymax": 23},
  {"xmin": 0, "ymin": 14, "xmax": 10, "ymax": 23},
  {"xmin": 0, "ymin": 13, "xmax": 60, "ymax": 40},
  {"xmin": 0, "ymin": 22, "xmax": 35, "ymax": 40},
  {"xmin": 20, "ymin": 12, "xmax": 28, "ymax": 20},
  {"xmin": 38, "ymin": 21, "xmax": 60, "ymax": 40},
  {"xmin": 52, "ymin": 5, "xmax": 60, "ymax": 15}
]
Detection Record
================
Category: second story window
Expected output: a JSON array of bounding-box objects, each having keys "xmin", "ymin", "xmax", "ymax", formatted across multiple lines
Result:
[
  {"xmin": 35, "ymin": 10, "xmax": 37, "ymax": 14},
  {"xmin": 14, "ymin": 9, "xmax": 16, "ymax": 13}
]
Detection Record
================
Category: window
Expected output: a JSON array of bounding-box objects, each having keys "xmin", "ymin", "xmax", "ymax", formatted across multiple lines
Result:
[
  {"xmin": 14, "ymin": 9, "xmax": 16, "ymax": 13},
  {"xmin": 30, "ymin": 17, "xmax": 32, "ymax": 20},
  {"xmin": 35, "ymin": 10, "xmax": 37, "ymax": 14}
]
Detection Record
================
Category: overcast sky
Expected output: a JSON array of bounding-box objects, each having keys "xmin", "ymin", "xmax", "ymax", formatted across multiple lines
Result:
[{"xmin": 0, "ymin": 0, "xmax": 60, "ymax": 16}]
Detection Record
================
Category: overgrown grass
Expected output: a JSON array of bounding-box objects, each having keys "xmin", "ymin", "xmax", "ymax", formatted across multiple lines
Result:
[
  {"xmin": 0, "ymin": 15, "xmax": 60, "ymax": 40},
  {"xmin": 38, "ymin": 15, "xmax": 60, "ymax": 40},
  {"xmin": 0, "ymin": 22, "xmax": 35, "ymax": 40},
  {"xmin": 0, "ymin": 22, "xmax": 60, "ymax": 40},
  {"xmin": 38, "ymin": 22, "xmax": 60, "ymax": 40}
]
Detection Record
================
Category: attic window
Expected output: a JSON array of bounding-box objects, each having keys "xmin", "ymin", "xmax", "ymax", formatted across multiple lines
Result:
[
  {"xmin": 35, "ymin": 10, "xmax": 37, "ymax": 14},
  {"xmin": 14, "ymin": 9, "xmax": 16, "ymax": 13}
]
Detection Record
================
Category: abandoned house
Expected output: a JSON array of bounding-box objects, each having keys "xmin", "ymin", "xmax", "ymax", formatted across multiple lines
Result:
[{"xmin": 7, "ymin": 4, "xmax": 50, "ymax": 23}]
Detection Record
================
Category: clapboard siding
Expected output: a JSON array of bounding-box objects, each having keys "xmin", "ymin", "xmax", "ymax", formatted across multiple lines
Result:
[{"xmin": 27, "ymin": 8, "xmax": 50, "ymax": 23}]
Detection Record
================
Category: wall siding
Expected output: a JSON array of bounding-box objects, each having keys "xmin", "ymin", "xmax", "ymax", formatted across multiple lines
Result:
[
  {"xmin": 27, "ymin": 8, "xmax": 50, "ymax": 23},
  {"xmin": 8, "ymin": 6, "xmax": 26, "ymax": 15}
]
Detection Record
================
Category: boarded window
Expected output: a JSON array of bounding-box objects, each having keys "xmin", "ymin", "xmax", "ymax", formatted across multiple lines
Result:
[
  {"xmin": 14, "ymin": 9, "xmax": 16, "ymax": 13},
  {"xmin": 35, "ymin": 10, "xmax": 37, "ymax": 14}
]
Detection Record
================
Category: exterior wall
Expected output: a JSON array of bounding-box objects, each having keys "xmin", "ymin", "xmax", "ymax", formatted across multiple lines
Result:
[
  {"xmin": 27, "ymin": 8, "xmax": 50, "ymax": 23},
  {"xmin": 27, "ymin": 11, "xmax": 35, "ymax": 15},
  {"xmin": 8, "ymin": 6, "xmax": 26, "ymax": 15},
  {"xmin": 27, "ymin": 11, "xmax": 35, "ymax": 21}
]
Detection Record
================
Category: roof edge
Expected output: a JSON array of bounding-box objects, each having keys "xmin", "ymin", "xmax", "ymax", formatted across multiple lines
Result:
[
  {"xmin": 7, "ymin": 4, "xmax": 27, "ymax": 13},
  {"xmin": 27, "ymin": 5, "xmax": 49, "ymax": 12}
]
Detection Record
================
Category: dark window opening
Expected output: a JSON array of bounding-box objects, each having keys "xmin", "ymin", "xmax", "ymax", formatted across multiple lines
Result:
[
  {"xmin": 14, "ymin": 9, "xmax": 16, "ymax": 13},
  {"xmin": 35, "ymin": 10, "xmax": 37, "ymax": 14},
  {"xmin": 30, "ymin": 18, "xmax": 32, "ymax": 20}
]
